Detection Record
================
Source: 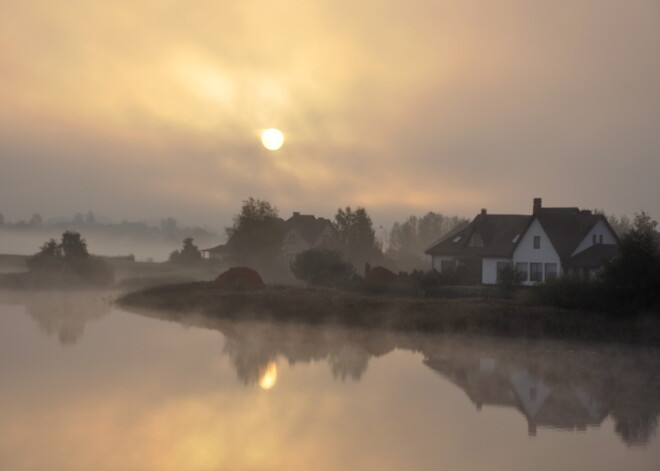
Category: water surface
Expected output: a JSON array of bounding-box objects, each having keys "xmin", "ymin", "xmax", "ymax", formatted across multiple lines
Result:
[{"xmin": 1, "ymin": 292, "xmax": 659, "ymax": 470}]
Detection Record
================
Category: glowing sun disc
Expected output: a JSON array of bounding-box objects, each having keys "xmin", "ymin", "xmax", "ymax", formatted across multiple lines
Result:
[{"xmin": 261, "ymin": 128, "xmax": 284, "ymax": 151}]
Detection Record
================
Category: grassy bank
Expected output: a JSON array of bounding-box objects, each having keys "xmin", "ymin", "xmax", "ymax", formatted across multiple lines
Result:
[{"xmin": 117, "ymin": 282, "xmax": 660, "ymax": 345}]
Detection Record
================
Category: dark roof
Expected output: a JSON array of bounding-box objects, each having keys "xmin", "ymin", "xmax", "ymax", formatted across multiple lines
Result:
[
  {"xmin": 426, "ymin": 214, "xmax": 530, "ymax": 258},
  {"xmin": 425, "ymin": 204, "xmax": 618, "ymax": 263},
  {"xmin": 536, "ymin": 208, "xmax": 602, "ymax": 259},
  {"xmin": 281, "ymin": 213, "xmax": 333, "ymax": 245},
  {"xmin": 201, "ymin": 243, "xmax": 230, "ymax": 254},
  {"xmin": 566, "ymin": 244, "xmax": 619, "ymax": 269}
]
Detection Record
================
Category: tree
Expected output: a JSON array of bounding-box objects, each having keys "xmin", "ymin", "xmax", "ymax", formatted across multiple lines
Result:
[
  {"xmin": 61, "ymin": 230, "xmax": 89, "ymax": 258},
  {"xmin": 28, "ymin": 213, "xmax": 43, "ymax": 228},
  {"xmin": 602, "ymin": 211, "xmax": 660, "ymax": 313},
  {"xmin": 25, "ymin": 231, "xmax": 113, "ymax": 286},
  {"xmin": 292, "ymin": 248, "xmax": 354, "ymax": 286},
  {"xmin": 27, "ymin": 239, "xmax": 62, "ymax": 272},
  {"xmin": 388, "ymin": 212, "xmax": 467, "ymax": 271},
  {"xmin": 333, "ymin": 206, "xmax": 381, "ymax": 263},
  {"xmin": 607, "ymin": 214, "xmax": 632, "ymax": 238},
  {"xmin": 169, "ymin": 237, "xmax": 203, "ymax": 264},
  {"xmin": 225, "ymin": 198, "xmax": 282, "ymax": 266},
  {"xmin": 85, "ymin": 211, "xmax": 96, "ymax": 225},
  {"xmin": 160, "ymin": 217, "xmax": 179, "ymax": 237}
]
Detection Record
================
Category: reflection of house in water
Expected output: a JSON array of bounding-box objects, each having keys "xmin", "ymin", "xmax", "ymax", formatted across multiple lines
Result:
[{"xmin": 425, "ymin": 355, "xmax": 608, "ymax": 436}]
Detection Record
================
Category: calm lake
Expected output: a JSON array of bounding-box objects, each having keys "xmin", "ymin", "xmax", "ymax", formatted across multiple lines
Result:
[{"xmin": 1, "ymin": 291, "xmax": 659, "ymax": 471}]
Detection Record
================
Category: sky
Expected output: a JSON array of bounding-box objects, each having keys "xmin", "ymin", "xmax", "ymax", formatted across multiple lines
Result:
[{"xmin": 1, "ymin": 0, "xmax": 659, "ymax": 231}]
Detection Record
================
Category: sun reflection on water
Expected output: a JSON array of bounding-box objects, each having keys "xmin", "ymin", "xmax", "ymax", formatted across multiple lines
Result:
[{"xmin": 259, "ymin": 362, "xmax": 278, "ymax": 390}]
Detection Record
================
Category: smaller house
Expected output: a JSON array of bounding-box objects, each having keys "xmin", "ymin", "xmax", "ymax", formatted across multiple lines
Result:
[
  {"xmin": 201, "ymin": 212, "xmax": 341, "ymax": 266},
  {"xmin": 425, "ymin": 198, "xmax": 620, "ymax": 285},
  {"xmin": 200, "ymin": 243, "xmax": 231, "ymax": 261},
  {"xmin": 280, "ymin": 212, "xmax": 340, "ymax": 265}
]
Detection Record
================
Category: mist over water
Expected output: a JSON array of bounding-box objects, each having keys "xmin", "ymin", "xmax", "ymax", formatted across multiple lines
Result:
[{"xmin": 1, "ymin": 292, "xmax": 659, "ymax": 471}]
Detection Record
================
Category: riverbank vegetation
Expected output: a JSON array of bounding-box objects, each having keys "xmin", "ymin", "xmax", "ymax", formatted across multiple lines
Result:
[{"xmin": 117, "ymin": 282, "xmax": 660, "ymax": 345}]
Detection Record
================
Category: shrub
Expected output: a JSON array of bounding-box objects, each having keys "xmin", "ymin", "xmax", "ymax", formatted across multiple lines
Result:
[
  {"xmin": 364, "ymin": 266, "xmax": 398, "ymax": 285},
  {"xmin": 292, "ymin": 249, "xmax": 355, "ymax": 287},
  {"xmin": 497, "ymin": 264, "xmax": 524, "ymax": 295},
  {"xmin": 215, "ymin": 267, "xmax": 265, "ymax": 289},
  {"xmin": 526, "ymin": 276, "xmax": 604, "ymax": 311}
]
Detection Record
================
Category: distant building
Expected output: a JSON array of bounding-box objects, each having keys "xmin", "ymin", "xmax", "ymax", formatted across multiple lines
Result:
[
  {"xmin": 201, "ymin": 212, "xmax": 342, "ymax": 266},
  {"xmin": 280, "ymin": 212, "xmax": 340, "ymax": 265},
  {"xmin": 425, "ymin": 198, "xmax": 620, "ymax": 285}
]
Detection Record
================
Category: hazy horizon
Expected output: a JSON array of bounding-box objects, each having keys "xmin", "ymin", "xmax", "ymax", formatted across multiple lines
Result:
[{"xmin": 2, "ymin": 1, "xmax": 659, "ymax": 229}]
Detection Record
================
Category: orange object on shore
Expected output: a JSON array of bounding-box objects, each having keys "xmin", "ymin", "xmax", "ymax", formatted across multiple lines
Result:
[{"xmin": 215, "ymin": 267, "xmax": 265, "ymax": 289}]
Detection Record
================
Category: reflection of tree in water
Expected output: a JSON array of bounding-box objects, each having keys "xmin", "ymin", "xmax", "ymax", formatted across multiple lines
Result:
[
  {"xmin": 144, "ymin": 309, "xmax": 660, "ymax": 447},
  {"xmin": 328, "ymin": 345, "xmax": 369, "ymax": 381},
  {"xmin": 421, "ymin": 336, "xmax": 660, "ymax": 447},
  {"xmin": 219, "ymin": 322, "xmax": 395, "ymax": 386},
  {"xmin": 23, "ymin": 293, "xmax": 110, "ymax": 345}
]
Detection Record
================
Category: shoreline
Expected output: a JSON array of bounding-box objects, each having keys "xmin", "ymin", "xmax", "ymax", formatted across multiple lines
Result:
[{"xmin": 117, "ymin": 282, "xmax": 660, "ymax": 346}]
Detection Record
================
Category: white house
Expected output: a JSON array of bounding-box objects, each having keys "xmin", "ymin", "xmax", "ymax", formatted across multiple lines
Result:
[{"xmin": 425, "ymin": 198, "xmax": 620, "ymax": 285}]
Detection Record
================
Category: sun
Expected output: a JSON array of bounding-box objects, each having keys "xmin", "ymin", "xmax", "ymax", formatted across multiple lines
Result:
[{"xmin": 261, "ymin": 128, "xmax": 284, "ymax": 151}]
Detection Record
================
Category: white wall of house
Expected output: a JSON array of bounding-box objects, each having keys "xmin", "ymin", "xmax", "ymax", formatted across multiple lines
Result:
[
  {"xmin": 482, "ymin": 258, "xmax": 513, "ymax": 284},
  {"xmin": 282, "ymin": 224, "xmax": 335, "ymax": 264},
  {"xmin": 512, "ymin": 218, "xmax": 562, "ymax": 285},
  {"xmin": 282, "ymin": 228, "xmax": 312, "ymax": 264},
  {"xmin": 571, "ymin": 219, "xmax": 618, "ymax": 256},
  {"xmin": 313, "ymin": 225, "xmax": 335, "ymax": 247}
]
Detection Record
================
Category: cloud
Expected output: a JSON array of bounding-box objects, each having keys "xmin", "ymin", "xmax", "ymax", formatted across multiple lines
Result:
[{"xmin": 1, "ymin": 0, "xmax": 659, "ymax": 225}]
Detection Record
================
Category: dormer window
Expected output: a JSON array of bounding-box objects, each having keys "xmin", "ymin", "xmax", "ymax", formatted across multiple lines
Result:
[
  {"xmin": 533, "ymin": 236, "xmax": 540, "ymax": 249},
  {"xmin": 453, "ymin": 235, "xmax": 462, "ymax": 243},
  {"xmin": 512, "ymin": 234, "xmax": 520, "ymax": 243}
]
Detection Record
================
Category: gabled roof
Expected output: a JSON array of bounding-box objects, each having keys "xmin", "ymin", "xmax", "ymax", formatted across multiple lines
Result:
[
  {"xmin": 425, "ymin": 199, "xmax": 619, "ymax": 263},
  {"xmin": 426, "ymin": 213, "xmax": 530, "ymax": 258},
  {"xmin": 201, "ymin": 243, "xmax": 230, "ymax": 254},
  {"xmin": 536, "ymin": 208, "xmax": 601, "ymax": 259},
  {"xmin": 281, "ymin": 213, "xmax": 334, "ymax": 245},
  {"xmin": 565, "ymin": 244, "xmax": 619, "ymax": 269}
]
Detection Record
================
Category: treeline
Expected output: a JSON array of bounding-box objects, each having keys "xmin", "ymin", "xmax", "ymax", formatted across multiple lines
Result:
[
  {"xmin": 0, "ymin": 211, "xmax": 216, "ymax": 242},
  {"xmin": 2, "ymin": 231, "xmax": 114, "ymax": 288},
  {"xmin": 206, "ymin": 198, "xmax": 466, "ymax": 279}
]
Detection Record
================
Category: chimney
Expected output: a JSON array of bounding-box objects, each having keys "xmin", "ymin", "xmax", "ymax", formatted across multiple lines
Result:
[
  {"xmin": 480, "ymin": 208, "xmax": 487, "ymax": 216},
  {"xmin": 293, "ymin": 212, "xmax": 300, "ymax": 217},
  {"xmin": 533, "ymin": 198, "xmax": 542, "ymax": 215}
]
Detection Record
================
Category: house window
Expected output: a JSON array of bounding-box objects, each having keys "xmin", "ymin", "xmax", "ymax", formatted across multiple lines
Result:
[
  {"xmin": 530, "ymin": 263, "xmax": 543, "ymax": 282},
  {"xmin": 496, "ymin": 261, "xmax": 513, "ymax": 283},
  {"xmin": 545, "ymin": 263, "xmax": 558, "ymax": 280},
  {"xmin": 440, "ymin": 259, "xmax": 456, "ymax": 272},
  {"xmin": 592, "ymin": 234, "xmax": 597, "ymax": 244},
  {"xmin": 599, "ymin": 234, "xmax": 603, "ymax": 244},
  {"xmin": 468, "ymin": 233, "xmax": 484, "ymax": 248},
  {"xmin": 516, "ymin": 262, "xmax": 528, "ymax": 281},
  {"xmin": 533, "ymin": 236, "xmax": 540, "ymax": 249}
]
